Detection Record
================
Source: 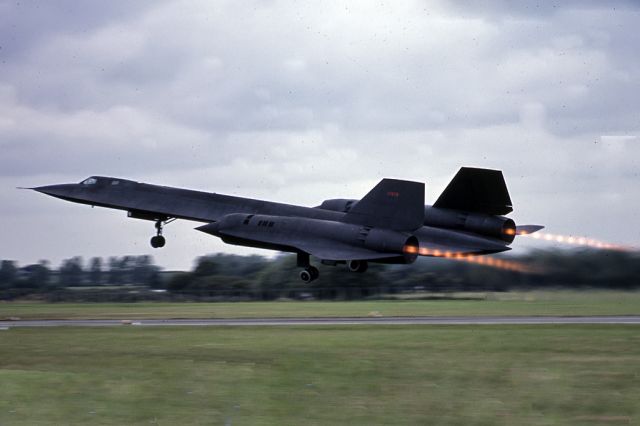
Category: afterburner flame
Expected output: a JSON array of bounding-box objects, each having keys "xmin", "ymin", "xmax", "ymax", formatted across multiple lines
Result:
[
  {"xmin": 520, "ymin": 232, "xmax": 632, "ymax": 251},
  {"xmin": 403, "ymin": 245, "xmax": 536, "ymax": 273}
]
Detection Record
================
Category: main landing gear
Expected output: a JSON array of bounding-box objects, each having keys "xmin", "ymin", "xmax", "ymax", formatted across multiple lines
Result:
[
  {"xmin": 150, "ymin": 218, "xmax": 176, "ymax": 248},
  {"xmin": 347, "ymin": 260, "xmax": 368, "ymax": 273},
  {"xmin": 299, "ymin": 267, "xmax": 319, "ymax": 283},
  {"xmin": 297, "ymin": 252, "xmax": 319, "ymax": 283},
  {"xmin": 297, "ymin": 255, "xmax": 370, "ymax": 283}
]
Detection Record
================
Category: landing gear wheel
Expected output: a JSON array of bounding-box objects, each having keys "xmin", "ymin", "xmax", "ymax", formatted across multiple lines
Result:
[
  {"xmin": 299, "ymin": 266, "xmax": 320, "ymax": 283},
  {"xmin": 150, "ymin": 219, "xmax": 169, "ymax": 248},
  {"xmin": 150, "ymin": 235, "xmax": 166, "ymax": 248},
  {"xmin": 348, "ymin": 260, "xmax": 368, "ymax": 273}
]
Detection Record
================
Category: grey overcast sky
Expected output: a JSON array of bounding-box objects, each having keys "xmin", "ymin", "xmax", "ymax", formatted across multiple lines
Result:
[{"xmin": 1, "ymin": 0, "xmax": 639, "ymax": 270}]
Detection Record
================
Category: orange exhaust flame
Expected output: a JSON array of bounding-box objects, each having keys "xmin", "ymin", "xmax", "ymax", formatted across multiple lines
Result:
[
  {"xmin": 403, "ymin": 245, "xmax": 538, "ymax": 273},
  {"xmin": 520, "ymin": 232, "xmax": 633, "ymax": 251}
]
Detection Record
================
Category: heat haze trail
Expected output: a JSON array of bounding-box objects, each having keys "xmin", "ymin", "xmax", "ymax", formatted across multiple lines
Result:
[
  {"xmin": 520, "ymin": 231, "xmax": 635, "ymax": 252},
  {"xmin": 403, "ymin": 245, "xmax": 537, "ymax": 273},
  {"xmin": 403, "ymin": 230, "xmax": 636, "ymax": 274}
]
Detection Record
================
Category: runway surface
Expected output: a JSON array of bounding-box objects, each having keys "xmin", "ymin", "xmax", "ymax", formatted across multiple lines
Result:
[{"xmin": 2, "ymin": 316, "xmax": 640, "ymax": 328}]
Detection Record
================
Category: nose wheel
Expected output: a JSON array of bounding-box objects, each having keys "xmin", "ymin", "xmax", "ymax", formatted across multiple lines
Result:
[
  {"xmin": 150, "ymin": 235, "xmax": 166, "ymax": 248},
  {"xmin": 150, "ymin": 218, "xmax": 173, "ymax": 248}
]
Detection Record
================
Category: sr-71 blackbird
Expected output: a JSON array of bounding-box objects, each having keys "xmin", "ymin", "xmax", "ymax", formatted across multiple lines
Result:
[{"xmin": 30, "ymin": 167, "xmax": 542, "ymax": 282}]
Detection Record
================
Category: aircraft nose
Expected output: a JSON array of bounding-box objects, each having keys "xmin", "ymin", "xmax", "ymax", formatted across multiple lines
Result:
[{"xmin": 32, "ymin": 184, "xmax": 79, "ymax": 198}]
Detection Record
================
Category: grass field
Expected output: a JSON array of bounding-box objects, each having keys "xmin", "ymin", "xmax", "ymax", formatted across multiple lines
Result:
[
  {"xmin": 2, "ymin": 292, "xmax": 639, "ymax": 424},
  {"xmin": 2, "ymin": 291, "xmax": 640, "ymax": 320},
  {"xmin": 1, "ymin": 325, "xmax": 639, "ymax": 425}
]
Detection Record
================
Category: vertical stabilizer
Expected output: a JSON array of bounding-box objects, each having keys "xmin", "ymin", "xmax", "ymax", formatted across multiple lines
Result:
[
  {"xmin": 434, "ymin": 167, "xmax": 513, "ymax": 215},
  {"xmin": 343, "ymin": 179, "xmax": 425, "ymax": 231}
]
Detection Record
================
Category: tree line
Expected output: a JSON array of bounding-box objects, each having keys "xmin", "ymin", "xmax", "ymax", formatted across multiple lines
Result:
[
  {"xmin": 0, "ymin": 256, "xmax": 160, "ymax": 300},
  {"xmin": 1, "ymin": 249, "xmax": 638, "ymax": 302}
]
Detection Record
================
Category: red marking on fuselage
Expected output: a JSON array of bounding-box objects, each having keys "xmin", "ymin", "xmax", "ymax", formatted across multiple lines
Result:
[{"xmin": 387, "ymin": 191, "xmax": 400, "ymax": 197}]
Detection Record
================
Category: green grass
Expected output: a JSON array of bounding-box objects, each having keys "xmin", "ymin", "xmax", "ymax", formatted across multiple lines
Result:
[
  {"xmin": 2, "ymin": 291, "xmax": 640, "ymax": 320},
  {"xmin": 1, "ymin": 325, "xmax": 639, "ymax": 425}
]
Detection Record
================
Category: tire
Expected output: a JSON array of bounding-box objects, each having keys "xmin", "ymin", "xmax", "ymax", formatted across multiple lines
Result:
[
  {"xmin": 150, "ymin": 235, "xmax": 166, "ymax": 248},
  {"xmin": 308, "ymin": 266, "xmax": 320, "ymax": 280},
  {"xmin": 300, "ymin": 266, "xmax": 320, "ymax": 283},
  {"xmin": 299, "ymin": 270, "xmax": 312, "ymax": 283},
  {"xmin": 348, "ymin": 260, "xmax": 368, "ymax": 273}
]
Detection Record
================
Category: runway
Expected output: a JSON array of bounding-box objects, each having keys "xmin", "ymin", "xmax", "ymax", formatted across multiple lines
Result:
[{"xmin": 2, "ymin": 316, "xmax": 640, "ymax": 328}]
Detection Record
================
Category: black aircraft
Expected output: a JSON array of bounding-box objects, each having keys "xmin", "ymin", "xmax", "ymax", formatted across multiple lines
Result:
[{"xmin": 30, "ymin": 167, "xmax": 542, "ymax": 282}]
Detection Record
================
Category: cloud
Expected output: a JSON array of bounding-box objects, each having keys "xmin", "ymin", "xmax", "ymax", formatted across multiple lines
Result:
[{"xmin": 1, "ymin": 0, "xmax": 639, "ymax": 268}]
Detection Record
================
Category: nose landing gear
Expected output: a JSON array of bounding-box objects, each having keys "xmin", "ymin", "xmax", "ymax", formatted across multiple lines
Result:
[
  {"xmin": 126, "ymin": 210, "xmax": 176, "ymax": 249},
  {"xmin": 150, "ymin": 220, "xmax": 166, "ymax": 248},
  {"xmin": 150, "ymin": 218, "xmax": 176, "ymax": 248}
]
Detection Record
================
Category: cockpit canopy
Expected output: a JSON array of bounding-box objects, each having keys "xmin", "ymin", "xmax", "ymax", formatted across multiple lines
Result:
[{"xmin": 79, "ymin": 176, "xmax": 135, "ymax": 186}]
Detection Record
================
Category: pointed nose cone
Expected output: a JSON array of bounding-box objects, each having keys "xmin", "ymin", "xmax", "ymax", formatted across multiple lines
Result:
[{"xmin": 32, "ymin": 184, "xmax": 79, "ymax": 200}]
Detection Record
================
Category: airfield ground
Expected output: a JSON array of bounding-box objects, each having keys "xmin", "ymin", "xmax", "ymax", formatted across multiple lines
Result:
[
  {"xmin": 1, "ymin": 291, "xmax": 639, "ymax": 425},
  {"xmin": 3, "ymin": 290, "xmax": 640, "ymax": 320},
  {"xmin": 2, "ymin": 325, "xmax": 639, "ymax": 425}
]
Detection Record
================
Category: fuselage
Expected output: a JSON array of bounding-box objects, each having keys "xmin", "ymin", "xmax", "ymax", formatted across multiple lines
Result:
[
  {"xmin": 31, "ymin": 169, "xmax": 543, "ymax": 282},
  {"xmin": 33, "ymin": 175, "xmax": 512, "ymax": 260},
  {"xmin": 36, "ymin": 176, "xmax": 346, "ymax": 224}
]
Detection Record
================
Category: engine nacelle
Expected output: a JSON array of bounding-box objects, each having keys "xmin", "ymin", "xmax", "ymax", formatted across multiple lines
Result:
[
  {"xmin": 423, "ymin": 206, "xmax": 516, "ymax": 243},
  {"xmin": 363, "ymin": 228, "xmax": 419, "ymax": 264},
  {"xmin": 198, "ymin": 213, "xmax": 419, "ymax": 263},
  {"xmin": 318, "ymin": 200, "xmax": 516, "ymax": 243}
]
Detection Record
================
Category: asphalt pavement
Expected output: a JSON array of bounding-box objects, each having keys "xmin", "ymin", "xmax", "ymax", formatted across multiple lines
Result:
[{"xmin": 2, "ymin": 316, "xmax": 640, "ymax": 328}]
